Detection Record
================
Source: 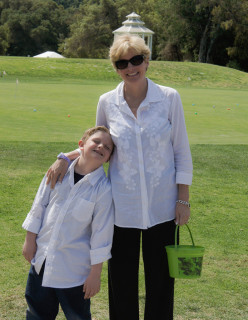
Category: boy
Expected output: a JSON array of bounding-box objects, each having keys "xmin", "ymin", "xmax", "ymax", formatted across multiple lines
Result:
[{"xmin": 22, "ymin": 126, "xmax": 114, "ymax": 320}]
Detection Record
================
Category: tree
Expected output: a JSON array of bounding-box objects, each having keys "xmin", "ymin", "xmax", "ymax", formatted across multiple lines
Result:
[
  {"xmin": 0, "ymin": 0, "xmax": 69, "ymax": 56},
  {"xmin": 151, "ymin": 0, "xmax": 248, "ymax": 71},
  {"xmin": 53, "ymin": 0, "xmax": 83, "ymax": 8},
  {"xmin": 151, "ymin": 0, "xmax": 218, "ymax": 62},
  {"xmin": 61, "ymin": 0, "xmax": 119, "ymax": 58},
  {"xmin": 212, "ymin": 0, "xmax": 248, "ymax": 71},
  {"xmin": 0, "ymin": 24, "xmax": 9, "ymax": 54},
  {"xmin": 0, "ymin": 0, "xmax": 247, "ymax": 71}
]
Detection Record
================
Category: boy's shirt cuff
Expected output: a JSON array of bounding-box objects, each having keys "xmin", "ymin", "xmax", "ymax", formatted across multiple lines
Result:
[
  {"xmin": 90, "ymin": 244, "xmax": 112, "ymax": 265},
  {"xmin": 22, "ymin": 215, "xmax": 41, "ymax": 234}
]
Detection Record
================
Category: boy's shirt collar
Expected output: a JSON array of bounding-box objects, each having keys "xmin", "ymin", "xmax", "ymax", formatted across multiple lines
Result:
[{"xmin": 66, "ymin": 157, "xmax": 106, "ymax": 187}]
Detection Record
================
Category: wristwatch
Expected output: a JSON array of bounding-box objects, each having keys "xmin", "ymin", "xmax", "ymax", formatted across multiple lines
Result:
[
  {"xmin": 176, "ymin": 200, "xmax": 191, "ymax": 208},
  {"xmin": 57, "ymin": 152, "xmax": 71, "ymax": 166}
]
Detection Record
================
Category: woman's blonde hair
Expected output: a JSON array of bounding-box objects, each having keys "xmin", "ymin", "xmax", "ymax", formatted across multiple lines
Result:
[{"xmin": 109, "ymin": 34, "xmax": 151, "ymax": 68}]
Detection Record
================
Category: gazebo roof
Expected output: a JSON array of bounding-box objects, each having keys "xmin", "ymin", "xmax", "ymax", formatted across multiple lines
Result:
[{"xmin": 113, "ymin": 12, "xmax": 154, "ymax": 35}]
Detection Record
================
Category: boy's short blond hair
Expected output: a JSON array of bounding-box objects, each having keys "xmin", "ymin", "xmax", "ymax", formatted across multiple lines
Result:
[
  {"xmin": 109, "ymin": 34, "xmax": 151, "ymax": 69},
  {"xmin": 81, "ymin": 126, "xmax": 111, "ymax": 143}
]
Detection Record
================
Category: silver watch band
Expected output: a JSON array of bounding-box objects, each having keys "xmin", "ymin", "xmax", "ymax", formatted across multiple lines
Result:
[{"xmin": 176, "ymin": 200, "xmax": 190, "ymax": 208}]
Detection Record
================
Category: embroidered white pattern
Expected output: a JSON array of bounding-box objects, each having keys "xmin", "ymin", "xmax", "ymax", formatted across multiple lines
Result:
[
  {"xmin": 108, "ymin": 105, "xmax": 138, "ymax": 190},
  {"xmin": 143, "ymin": 104, "xmax": 172, "ymax": 187},
  {"xmin": 109, "ymin": 100, "xmax": 172, "ymax": 189}
]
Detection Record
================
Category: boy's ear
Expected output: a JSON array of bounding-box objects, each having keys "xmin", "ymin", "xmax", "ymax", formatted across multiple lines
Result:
[{"xmin": 78, "ymin": 140, "xmax": 84, "ymax": 148}]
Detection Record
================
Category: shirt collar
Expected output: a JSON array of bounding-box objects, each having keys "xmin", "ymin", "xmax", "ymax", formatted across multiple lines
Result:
[
  {"xmin": 146, "ymin": 78, "xmax": 164, "ymax": 103},
  {"xmin": 67, "ymin": 157, "xmax": 106, "ymax": 187},
  {"xmin": 110, "ymin": 78, "xmax": 164, "ymax": 107}
]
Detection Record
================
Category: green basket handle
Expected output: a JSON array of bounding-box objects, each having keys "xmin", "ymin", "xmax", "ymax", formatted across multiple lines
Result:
[{"xmin": 175, "ymin": 224, "xmax": 195, "ymax": 248}]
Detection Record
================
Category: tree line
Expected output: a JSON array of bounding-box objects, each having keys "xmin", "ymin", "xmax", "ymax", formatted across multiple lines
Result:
[{"xmin": 0, "ymin": 0, "xmax": 247, "ymax": 71}]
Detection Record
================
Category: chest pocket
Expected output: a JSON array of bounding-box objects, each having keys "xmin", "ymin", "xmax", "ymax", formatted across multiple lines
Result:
[{"xmin": 71, "ymin": 199, "xmax": 95, "ymax": 223}]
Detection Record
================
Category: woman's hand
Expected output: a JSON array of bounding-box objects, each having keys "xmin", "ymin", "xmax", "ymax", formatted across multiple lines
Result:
[
  {"xmin": 175, "ymin": 202, "xmax": 190, "ymax": 225},
  {"xmin": 46, "ymin": 159, "xmax": 69, "ymax": 189},
  {"xmin": 175, "ymin": 184, "xmax": 190, "ymax": 225}
]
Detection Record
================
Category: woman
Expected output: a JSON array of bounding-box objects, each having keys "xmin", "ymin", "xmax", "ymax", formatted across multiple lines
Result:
[{"xmin": 48, "ymin": 34, "xmax": 193, "ymax": 320}]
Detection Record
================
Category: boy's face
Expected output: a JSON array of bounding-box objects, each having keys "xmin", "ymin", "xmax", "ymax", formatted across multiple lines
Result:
[{"xmin": 79, "ymin": 131, "xmax": 114, "ymax": 165}]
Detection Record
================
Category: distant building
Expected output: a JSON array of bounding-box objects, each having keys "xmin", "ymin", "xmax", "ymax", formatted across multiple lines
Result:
[{"xmin": 113, "ymin": 12, "xmax": 154, "ymax": 59}]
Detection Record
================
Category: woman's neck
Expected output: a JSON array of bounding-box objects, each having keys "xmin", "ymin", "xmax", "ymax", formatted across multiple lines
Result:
[
  {"xmin": 123, "ymin": 78, "xmax": 148, "ymax": 117},
  {"xmin": 123, "ymin": 78, "xmax": 148, "ymax": 100}
]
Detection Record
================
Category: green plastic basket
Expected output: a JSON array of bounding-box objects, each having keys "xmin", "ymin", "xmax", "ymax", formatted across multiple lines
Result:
[{"xmin": 166, "ymin": 224, "xmax": 205, "ymax": 279}]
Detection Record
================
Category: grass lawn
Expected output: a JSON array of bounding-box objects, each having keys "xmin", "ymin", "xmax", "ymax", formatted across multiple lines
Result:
[
  {"xmin": 0, "ymin": 57, "xmax": 247, "ymax": 319},
  {"xmin": 1, "ymin": 81, "xmax": 247, "ymax": 144}
]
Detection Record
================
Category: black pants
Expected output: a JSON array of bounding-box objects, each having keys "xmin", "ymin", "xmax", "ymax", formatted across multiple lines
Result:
[
  {"xmin": 25, "ymin": 263, "xmax": 91, "ymax": 320},
  {"xmin": 108, "ymin": 220, "xmax": 177, "ymax": 320}
]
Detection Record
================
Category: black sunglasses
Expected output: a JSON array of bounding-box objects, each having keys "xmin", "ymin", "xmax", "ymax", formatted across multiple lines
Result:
[{"xmin": 115, "ymin": 55, "xmax": 144, "ymax": 70}]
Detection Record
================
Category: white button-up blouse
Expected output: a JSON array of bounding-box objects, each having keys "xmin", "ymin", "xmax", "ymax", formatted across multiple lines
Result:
[
  {"xmin": 96, "ymin": 78, "xmax": 193, "ymax": 229},
  {"xmin": 22, "ymin": 160, "xmax": 114, "ymax": 288}
]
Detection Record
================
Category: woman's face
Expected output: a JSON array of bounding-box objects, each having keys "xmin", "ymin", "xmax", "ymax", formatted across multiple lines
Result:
[{"xmin": 116, "ymin": 49, "xmax": 149, "ymax": 85}]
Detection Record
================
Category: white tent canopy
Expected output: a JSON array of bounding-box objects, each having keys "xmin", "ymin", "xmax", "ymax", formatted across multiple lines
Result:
[{"xmin": 33, "ymin": 51, "xmax": 65, "ymax": 58}]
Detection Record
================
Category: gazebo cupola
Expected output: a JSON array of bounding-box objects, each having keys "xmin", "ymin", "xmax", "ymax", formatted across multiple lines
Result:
[{"xmin": 113, "ymin": 12, "xmax": 154, "ymax": 59}]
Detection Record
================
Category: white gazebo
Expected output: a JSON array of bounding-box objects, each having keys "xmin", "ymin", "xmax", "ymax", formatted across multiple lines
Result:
[{"xmin": 113, "ymin": 12, "xmax": 154, "ymax": 59}]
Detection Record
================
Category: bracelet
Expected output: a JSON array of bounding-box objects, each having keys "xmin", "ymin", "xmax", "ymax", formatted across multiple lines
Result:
[
  {"xmin": 57, "ymin": 152, "xmax": 71, "ymax": 166},
  {"xmin": 176, "ymin": 200, "xmax": 191, "ymax": 208}
]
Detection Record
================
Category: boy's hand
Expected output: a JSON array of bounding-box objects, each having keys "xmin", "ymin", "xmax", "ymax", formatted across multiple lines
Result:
[
  {"xmin": 83, "ymin": 263, "xmax": 103, "ymax": 299},
  {"xmin": 83, "ymin": 274, "xmax": 101, "ymax": 299},
  {"xmin": 46, "ymin": 159, "xmax": 68, "ymax": 189},
  {"xmin": 22, "ymin": 231, "xmax": 37, "ymax": 263}
]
